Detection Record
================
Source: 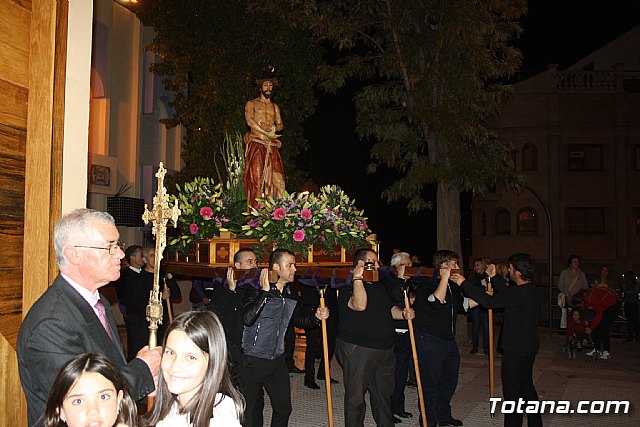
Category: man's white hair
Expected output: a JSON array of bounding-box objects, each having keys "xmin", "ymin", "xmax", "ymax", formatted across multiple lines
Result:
[
  {"xmin": 54, "ymin": 209, "xmax": 115, "ymax": 269},
  {"xmin": 390, "ymin": 252, "xmax": 410, "ymax": 266}
]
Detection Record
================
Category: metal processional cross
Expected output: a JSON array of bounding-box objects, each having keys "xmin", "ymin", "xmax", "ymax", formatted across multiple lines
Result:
[{"xmin": 142, "ymin": 162, "xmax": 181, "ymax": 349}]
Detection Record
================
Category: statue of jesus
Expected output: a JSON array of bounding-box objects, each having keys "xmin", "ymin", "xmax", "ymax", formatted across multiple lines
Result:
[{"xmin": 243, "ymin": 77, "xmax": 286, "ymax": 207}]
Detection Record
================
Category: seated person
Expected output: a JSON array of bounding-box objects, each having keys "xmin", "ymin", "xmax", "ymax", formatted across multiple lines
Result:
[{"xmin": 565, "ymin": 309, "xmax": 591, "ymax": 357}]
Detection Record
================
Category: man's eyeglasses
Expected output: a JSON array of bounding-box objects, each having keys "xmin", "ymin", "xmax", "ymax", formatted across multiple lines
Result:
[{"xmin": 74, "ymin": 241, "xmax": 125, "ymax": 255}]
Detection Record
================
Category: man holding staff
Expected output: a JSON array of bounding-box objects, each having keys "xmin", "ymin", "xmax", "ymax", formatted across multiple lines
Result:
[
  {"xmin": 239, "ymin": 248, "xmax": 329, "ymax": 427},
  {"xmin": 335, "ymin": 248, "xmax": 414, "ymax": 427},
  {"xmin": 451, "ymin": 253, "xmax": 543, "ymax": 427},
  {"xmin": 413, "ymin": 250, "xmax": 477, "ymax": 427}
]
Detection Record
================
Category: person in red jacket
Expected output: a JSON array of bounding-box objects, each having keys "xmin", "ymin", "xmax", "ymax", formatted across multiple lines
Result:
[{"xmin": 573, "ymin": 286, "xmax": 620, "ymax": 360}]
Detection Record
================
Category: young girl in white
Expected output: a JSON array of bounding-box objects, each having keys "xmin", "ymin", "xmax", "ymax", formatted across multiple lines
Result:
[
  {"xmin": 148, "ymin": 310, "xmax": 244, "ymax": 426},
  {"xmin": 44, "ymin": 352, "xmax": 137, "ymax": 427}
]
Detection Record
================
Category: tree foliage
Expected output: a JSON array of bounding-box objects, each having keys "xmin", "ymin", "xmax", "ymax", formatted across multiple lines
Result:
[
  {"xmin": 256, "ymin": 0, "xmax": 526, "ymax": 251},
  {"xmin": 136, "ymin": 0, "xmax": 323, "ymax": 189}
]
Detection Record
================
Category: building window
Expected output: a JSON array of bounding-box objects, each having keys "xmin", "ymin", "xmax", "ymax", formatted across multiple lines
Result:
[
  {"xmin": 522, "ymin": 144, "xmax": 538, "ymax": 171},
  {"xmin": 567, "ymin": 208, "xmax": 605, "ymax": 234},
  {"xmin": 494, "ymin": 208, "xmax": 511, "ymax": 235},
  {"xmin": 634, "ymin": 145, "xmax": 640, "ymax": 171},
  {"xmin": 479, "ymin": 209, "xmax": 486, "ymax": 236},
  {"xmin": 567, "ymin": 144, "xmax": 603, "ymax": 171},
  {"xmin": 517, "ymin": 207, "xmax": 538, "ymax": 235}
]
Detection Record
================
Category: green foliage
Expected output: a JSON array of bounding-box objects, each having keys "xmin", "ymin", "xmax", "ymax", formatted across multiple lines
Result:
[
  {"xmin": 255, "ymin": 0, "xmax": 526, "ymax": 212},
  {"xmin": 219, "ymin": 131, "xmax": 248, "ymax": 230},
  {"xmin": 137, "ymin": 0, "xmax": 322, "ymax": 190}
]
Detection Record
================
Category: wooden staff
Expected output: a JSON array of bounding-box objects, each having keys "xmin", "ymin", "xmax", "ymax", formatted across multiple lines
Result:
[
  {"xmin": 318, "ymin": 286, "xmax": 334, "ymax": 427},
  {"xmin": 163, "ymin": 277, "xmax": 173, "ymax": 323},
  {"xmin": 403, "ymin": 287, "xmax": 427, "ymax": 427},
  {"xmin": 487, "ymin": 275, "xmax": 495, "ymax": 417}
]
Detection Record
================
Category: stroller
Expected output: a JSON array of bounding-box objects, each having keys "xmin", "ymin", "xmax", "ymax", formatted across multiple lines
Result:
[{"xmin": 566, "ymin": 332, "xmax": 594, "ymax": 359}]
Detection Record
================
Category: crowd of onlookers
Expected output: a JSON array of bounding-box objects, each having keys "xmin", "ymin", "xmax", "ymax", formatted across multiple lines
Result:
[{"xmin": 556, "ymin": 254, "xmax": 639, "ymax": 361}]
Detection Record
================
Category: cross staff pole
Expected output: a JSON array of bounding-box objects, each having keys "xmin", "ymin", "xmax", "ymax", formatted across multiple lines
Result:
[
  {"xmin": 487, "ymin": 276, "xmax": 495, "ymax": 417},
  {"xmin": 142, "ymin": 162, "xmax": 180, "ymax": 412},
  {"xmin": 318, "ymin": 287, "xmax": 334, "ymax": 427},
  {"xmin": 403, "ymin": 287, "xmax": 427, "ymax": 427}
]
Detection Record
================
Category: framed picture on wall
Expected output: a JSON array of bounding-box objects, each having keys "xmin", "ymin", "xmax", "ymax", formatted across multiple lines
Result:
[{"xmin": 88, "ymin": 153, "xmax": 117, "ymax": 195}]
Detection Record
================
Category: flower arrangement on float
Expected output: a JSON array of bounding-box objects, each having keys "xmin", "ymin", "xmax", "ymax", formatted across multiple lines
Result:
[
  {"xmin": 168, "ymin": 177, "xmax": 230, "ymax": 253},
  {"xmin": 238, "ymin": 186, "xmax": 371, "ymax": 258}
]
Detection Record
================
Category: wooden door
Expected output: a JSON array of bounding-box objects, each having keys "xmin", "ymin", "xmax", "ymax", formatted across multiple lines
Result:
[{"xmin": 0, "ymin": 1, "xmax": 67, "ymax": 425}]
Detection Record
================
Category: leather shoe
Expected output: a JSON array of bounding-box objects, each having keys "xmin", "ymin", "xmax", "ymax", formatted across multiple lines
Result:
[
  {"xmin": 318, "ymin": 377, "xmax": 339, "ymax": 384},
  {"xmin": 394, "ymin": 411, "xmax": 413, "ymax": 418},
  {"xmin": 304, "ymin": 380, "xmax": 320, "ymax": 389},
  {"xmin": 392, "ymin": 416, "xmax": 402, "ymax": 424},
  {"xmin": 438, "ymin": 418, "xmax": 463, "ymax": 426},
  {"xmin": 289, "ymin": 366, "xmax": 305, "ymax": 374}
]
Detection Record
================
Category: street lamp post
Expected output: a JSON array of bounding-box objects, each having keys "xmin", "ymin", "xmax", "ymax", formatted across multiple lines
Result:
[{"xmin": 524, "ymin": 184, "xmax": 554, "ymax": 336}]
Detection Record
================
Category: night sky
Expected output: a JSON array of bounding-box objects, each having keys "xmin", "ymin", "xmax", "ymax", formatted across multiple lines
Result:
[{"xmin": 302, "ymin": 1, "xmax": 639, "ymax": 266}]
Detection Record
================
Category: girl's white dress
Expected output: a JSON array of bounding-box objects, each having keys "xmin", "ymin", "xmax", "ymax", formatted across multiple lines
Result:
[{"xmin": 156, "ymin": 393, "xmax": 241, "ymax": 426}]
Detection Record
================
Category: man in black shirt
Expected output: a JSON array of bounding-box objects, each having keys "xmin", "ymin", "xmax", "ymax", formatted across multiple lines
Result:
[
  {"xmin": 413, "ymin": 250, "xmax": 476, "ymax": 427},
  {"xmin": 451, "ymin": 253, "xmax": 542, "ymax": 427},
  {"xmin": 335, "ymin": 248, "xmax": 414, "ymax": 427}
]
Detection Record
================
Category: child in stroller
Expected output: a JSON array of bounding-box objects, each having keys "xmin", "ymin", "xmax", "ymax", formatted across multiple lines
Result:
[{"xmin": 566, "ymin": 309, "xmax": 593, "ymax": 358}]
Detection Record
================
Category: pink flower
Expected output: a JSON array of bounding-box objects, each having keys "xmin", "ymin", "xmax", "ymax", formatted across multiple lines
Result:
[
  {"xmin": 248, "ymin": 219, "xmax": 260, "ymax": 227},
  {"xmin": 300, "ymin": 209, "xmax": 312, "ymax": 220},
  {"xmin": 189, "ymin": 223, "xmax": 199, "ymax": 234},
  {"xmin": 200, "ymin": 206, "xmax": 213, "ymax": 219},
  {"xmin": 272, "ymin": 208, "xmax": 286, "ymax": 220},
  {"xmin": 293, "ymin": 229, "xmax": 305, "ymax": 242}
]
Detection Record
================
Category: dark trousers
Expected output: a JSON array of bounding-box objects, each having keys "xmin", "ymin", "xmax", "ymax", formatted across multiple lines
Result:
[
  {"xmin": 240, "ymin": 354, "xmax": 291, "ymax": 427},
  {"xmin": 592, "ymin": 302, "xmax": 620, "ymax": 352},
  {"xmin": 502, "ymin": 350, "xmax": 542, "ymax": 427},
  {"xmin": 415, "ymin": 332, "xmax": 459, "ymax": 426},
  {"xmin": 125, "ymin": 314, "xmax": 147, "ymax": 360},
  {"xmin": 391, "ymin": 332, "xmax": 411, "ymax": 415},
  {"xmin": 470, "ymin": 306, "xmax": 489, "ymax": 353},
  {"xmin": 335, "ymin": 338, "xmax": 395, "ymax": 427},
  {"xmin": 304, "ymin": 322, "xmax": 337, "ymax": 381},
  {"xmin": 284, "ymin": 323, "xmax": 297, "ymax": 370},
  {"xmin": 624, "ymin": 301, "xmax": 639, "ymax": 340}
]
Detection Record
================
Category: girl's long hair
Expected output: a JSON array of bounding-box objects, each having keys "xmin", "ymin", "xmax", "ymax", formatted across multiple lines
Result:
[
  {"xmin": 148, "ymin": 310, "xmax": 245, "ymax": 427},
  {"xmin": 43, "ymin": 352, "xmax": 137, "ymax": 427}
]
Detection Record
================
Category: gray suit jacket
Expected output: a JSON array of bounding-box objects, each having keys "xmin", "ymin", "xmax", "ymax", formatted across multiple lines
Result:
[{"xmin": 17, "ymin": 275, "xmax": 155, "ymax": 426}]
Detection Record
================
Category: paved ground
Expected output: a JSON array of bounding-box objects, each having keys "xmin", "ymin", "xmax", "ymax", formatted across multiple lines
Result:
[{"xmin": 262, "ymin": 329, "xmax": 639, "ymax": 426}]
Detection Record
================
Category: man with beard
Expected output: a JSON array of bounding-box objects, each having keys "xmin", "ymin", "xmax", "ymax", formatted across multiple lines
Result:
[{"xmin": 243, "ymin": 77, "xmax": 285, "ymax": 207}]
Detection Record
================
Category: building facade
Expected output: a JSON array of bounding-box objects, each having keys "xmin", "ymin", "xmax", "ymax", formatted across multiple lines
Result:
[{"xmin": 473, "ymin": 25, "xmax": 640, "ymax": 282}]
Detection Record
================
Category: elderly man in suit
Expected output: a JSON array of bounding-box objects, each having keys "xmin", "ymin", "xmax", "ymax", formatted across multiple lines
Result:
[{"xmin": 17, "ymin": 209, "xmax": 161, "ymax": 426}]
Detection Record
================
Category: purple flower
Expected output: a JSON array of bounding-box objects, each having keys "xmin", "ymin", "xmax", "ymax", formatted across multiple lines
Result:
[
  {"xmin": 300, "ymin": 209, "xmax": 312, "ymax": 220},
  {"xmin": 273, "ymin": 208, "xmax": 286, "ymax": 220},
  {"xmin": 189, "ymin": 223, "xmax": 199, "ymax": 234},
  {"xmin": 248, "ymin": 219, "xmax": 260, "ymax": 227},
  {"xmin": 293, "ymin": 229, "xmax": 305, "ymax": 242}
]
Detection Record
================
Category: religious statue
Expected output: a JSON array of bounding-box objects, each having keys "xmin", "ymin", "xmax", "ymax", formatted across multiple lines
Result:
[{"xmin": 243, "ymin": 77, "xmax": 286, "ymax": 207}]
